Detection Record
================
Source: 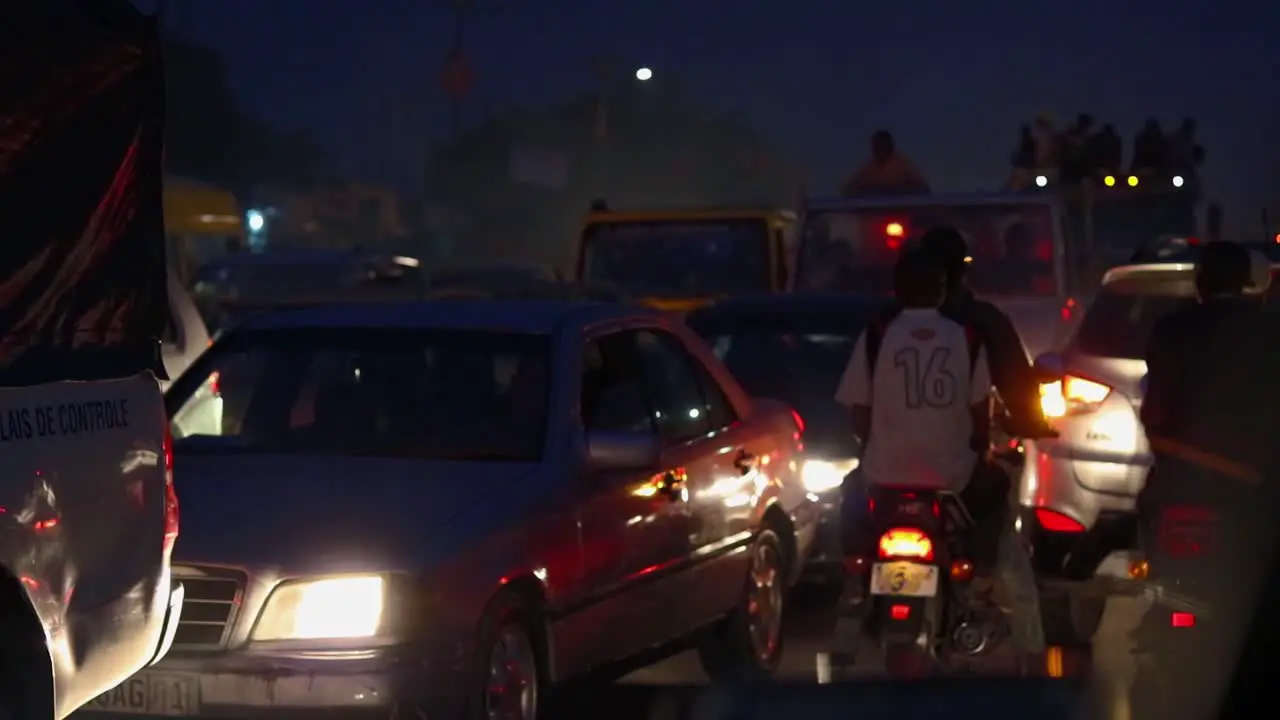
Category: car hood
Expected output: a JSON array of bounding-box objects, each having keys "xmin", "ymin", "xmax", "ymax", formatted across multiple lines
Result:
[{"xmin": 170, "ymin": 450, "xmax": 539, "ymax": 572}]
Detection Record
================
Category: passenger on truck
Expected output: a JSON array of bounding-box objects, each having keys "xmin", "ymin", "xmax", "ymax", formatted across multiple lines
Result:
[
  {"xmin": 1058, "ymin": 113, "xmax": 1095, "ymax": 183},
  {"xmin": 1089, "ymin": 123, "xmax": 1123, "ymax": 175},
  {"xmin": 842, "ymin": 130, "xmax": 930, "ymax": 196},
  {"xmin": 1131, "ymin": 118, "xmax": 1169, "ymax": 176}
]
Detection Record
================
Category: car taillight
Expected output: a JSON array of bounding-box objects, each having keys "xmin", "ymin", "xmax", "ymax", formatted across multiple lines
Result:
[
  {"xmin": 209, "ymin": 371, "xmax": 221, "ymax": 397},
  {"xmin": 1039, "ymin": 375, "xmax": 1110, "ymax": 418},
  {"xmin": 1034, "ymin": 508, "xmax": 1085, "ymax": 533},
  {"xmin": 878, "ymin": 528, "xmax": 934, "ymax": 562},
  {"xmin": 1170, "ymin": 611, "xmax": 1196, "ymax": 628},
  {"xmin": 163, "ymin": 424, "xmax": 179, "ymax": 553}
]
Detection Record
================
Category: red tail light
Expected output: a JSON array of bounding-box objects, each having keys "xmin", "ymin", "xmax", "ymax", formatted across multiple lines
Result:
[
  {"xmin": 163, "ymin": 424, "xmax": 179, "ymax": 553},
  {"xmin": 1034, "ymin": 508, "xmax": 1085, "ymax": 533},
  {"xmin": 209, "ymin": 371, "xmax": 221, "ymax": 397},
  {"xmin": 878, "ymin": 528, "xmax": 934, "ymax": 562},
  {"xmin": 890, "ymin": 604, "xmax": 911, "ymax": 620},
  {"xmin": 1170, "ymin": 611, "xmax": 1196, "ymax": 628},
  {"xmin": 790, "ymin": 409, "xmax": 805, "ymax": 434}
]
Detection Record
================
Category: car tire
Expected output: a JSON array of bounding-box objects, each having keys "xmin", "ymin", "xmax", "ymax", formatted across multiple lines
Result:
[
  {"xmin": 468, "ymin": 592, "xmax": 543, "ymax": 720},
  {"xmin": 697, "ymin": 530, "xmax": 786, "ymax": 682},
  {"xmin": 1041, "ymin": 588, "xmax": 1104, "ymax": 645}
]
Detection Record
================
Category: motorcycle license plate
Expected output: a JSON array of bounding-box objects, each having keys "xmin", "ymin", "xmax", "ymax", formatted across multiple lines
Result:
[{"xmin": 870, "ymin": 561, "xmax": 938, "ymax": 597}]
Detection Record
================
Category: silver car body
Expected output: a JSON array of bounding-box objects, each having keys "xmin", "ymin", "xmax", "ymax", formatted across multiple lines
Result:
[{"xmin": 85, "ymin": 300, "xmax": 817, "ymax": 717}]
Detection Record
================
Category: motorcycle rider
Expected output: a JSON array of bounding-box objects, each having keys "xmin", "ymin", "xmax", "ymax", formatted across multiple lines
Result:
[
  {"xmin": 834, "ymin": 247, "xmax": 1045, "ymax": 669},
  {"xmin": 1129, "ymin": 242, "xmax": 1280, "ymax": 716},
  {"xmin": 916, "ymin": 226, "xmax": 1051, "ymax": 439}
]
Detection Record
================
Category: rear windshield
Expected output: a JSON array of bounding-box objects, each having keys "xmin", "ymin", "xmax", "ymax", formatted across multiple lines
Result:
[
  {"xmin": 579, "ymin": 219, "xmax": 770, "ymax": 297},
  {"xmin": 1075, "ymin": 272, "xmax": 1280, "ymax": 359},
  {"xmin": 688, "ymin": 309, "xmax": 872, "ymax": 400},
  {"xmin": 166, "ymin": 328, "xmax": 550, "ymax": 461},
  {"xmin": 795, "ymin": 203, "xmax": 1057, "ymax": 296}
]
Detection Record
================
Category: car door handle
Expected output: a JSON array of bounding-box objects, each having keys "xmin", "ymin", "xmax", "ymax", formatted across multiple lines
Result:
[{"xmin": 733, "ymin": 450, "xmax": 755, "ymax": 474}]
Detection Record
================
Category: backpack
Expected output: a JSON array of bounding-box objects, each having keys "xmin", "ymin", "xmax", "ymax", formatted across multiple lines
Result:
[{"xmin": 864, "ymin": 305, "xmax": 982, "ymax": 379}]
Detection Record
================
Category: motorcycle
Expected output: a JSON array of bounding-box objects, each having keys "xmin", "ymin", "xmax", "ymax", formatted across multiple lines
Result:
[{"xmin": 827, "ymin": 483, "xmax": 1012, "ymax": 677}]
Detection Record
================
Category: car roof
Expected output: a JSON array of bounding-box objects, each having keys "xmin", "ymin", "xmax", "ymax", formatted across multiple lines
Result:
[
  {"xmin": 239, "ymin": 299, "xmax": 661, "ymax": 333},
  {"xmin": 688, "ymin": 293, "xmax": 885, "ymax": 324}
]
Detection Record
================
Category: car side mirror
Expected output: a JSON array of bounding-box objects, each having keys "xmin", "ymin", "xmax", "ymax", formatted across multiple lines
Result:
[
  {"xmin": 1032, "ymin": 352, "xmax": 1065, "ymax": 383},
  {"xmin": 585, "ymin": 431, "xmax": 660, "ymax": 473}
]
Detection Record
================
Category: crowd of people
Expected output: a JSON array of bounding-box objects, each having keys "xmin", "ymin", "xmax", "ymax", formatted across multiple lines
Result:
[{"xmin": 1009, "ymin": 113, "xmax": 1204, "ymax": 187}]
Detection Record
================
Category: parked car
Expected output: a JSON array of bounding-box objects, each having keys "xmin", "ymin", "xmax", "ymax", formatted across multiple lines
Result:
[
  {"xmin": 687, "ymin": 294, "xmax": 879, "ymax": 579},
  {"xmin": 91, "ymin": 299, "xmax": 817, "ymax": 719},
  {"xmin": 1022, "ymin": 256, "xmax": 1278, "ymax": 641}
]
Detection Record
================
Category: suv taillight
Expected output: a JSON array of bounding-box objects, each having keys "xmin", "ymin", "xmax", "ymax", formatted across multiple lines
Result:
[
  {"xmin": 1039, "ymin": 375, "xmax": 1111, "ymax": 418},
  {"xmin": 163, "ymin": 424, "xmax": 179, "ymax": 553}
]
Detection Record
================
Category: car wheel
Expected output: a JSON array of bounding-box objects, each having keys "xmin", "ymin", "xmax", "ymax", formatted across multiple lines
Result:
[
  {"xmin": 470, "ymin": 593, "xmax": 542, "ymax": 720},
  {"xmin": 697, "ymin": 530, "xmax": 786, "ymax": 682}
]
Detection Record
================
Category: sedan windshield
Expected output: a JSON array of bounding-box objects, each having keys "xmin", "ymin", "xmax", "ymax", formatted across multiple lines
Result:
[{"xmin": 167, "ymin": 327, "xmax": 550, "ymax": 461}]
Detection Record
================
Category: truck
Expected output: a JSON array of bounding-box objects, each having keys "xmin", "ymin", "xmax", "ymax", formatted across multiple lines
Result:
[{"xmin": 0, "ymin": 2, "xmax": 182, "ymax": 717}]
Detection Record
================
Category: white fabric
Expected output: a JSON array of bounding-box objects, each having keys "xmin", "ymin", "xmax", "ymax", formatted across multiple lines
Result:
[{"xmin": 834, "ymin": 308, "xmax": 991, "ymax": 492}]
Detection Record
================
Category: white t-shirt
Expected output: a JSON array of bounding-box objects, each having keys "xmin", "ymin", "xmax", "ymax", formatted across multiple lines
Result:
[{"xmin": 834, "ymin": 308, "xmax": 992, "ymax": 492}]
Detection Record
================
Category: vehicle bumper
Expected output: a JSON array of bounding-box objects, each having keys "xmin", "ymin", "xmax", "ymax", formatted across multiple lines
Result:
[
  {"xmin": 77, "ymin": 646, "xmax": 463, "ymax": 719},
  {"xmin": 1018, "ymin": 445, "xmax": 1140, "ymax": 578}
]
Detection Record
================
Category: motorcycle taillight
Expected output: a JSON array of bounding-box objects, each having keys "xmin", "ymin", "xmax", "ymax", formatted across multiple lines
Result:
[{"xmin": 878, "ymin": 528, "xmax": 934, "ymax": 562}]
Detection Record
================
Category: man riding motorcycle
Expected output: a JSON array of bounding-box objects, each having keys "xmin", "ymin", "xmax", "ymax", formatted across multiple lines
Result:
[
  {"xmin": 834, "ymin": 248, "xmax": 1045, "ymax": 669},
  {"xmin": 1129, "ymin": 242, "xmax": 1280, "ymax": 716}
]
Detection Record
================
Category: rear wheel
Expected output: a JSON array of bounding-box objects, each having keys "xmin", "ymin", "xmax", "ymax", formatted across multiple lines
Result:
[{"xmin": 697, "ymin": 530, "xmax": 786, "ymax": 682}]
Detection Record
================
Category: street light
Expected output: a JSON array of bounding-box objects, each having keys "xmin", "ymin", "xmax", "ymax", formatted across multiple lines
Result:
[{"xmin": 635, "ymin": 67, "xmax": 652, "ymax": 81}]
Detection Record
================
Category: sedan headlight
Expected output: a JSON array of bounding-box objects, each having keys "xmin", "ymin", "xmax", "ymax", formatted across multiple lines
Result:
[
  {"xmin": 252, "ymin": 575, "xmax": 386, "ymax": 641},
  {"xmin": 802, "ymin": 457, "xmax": 859, "ymax": 493}
]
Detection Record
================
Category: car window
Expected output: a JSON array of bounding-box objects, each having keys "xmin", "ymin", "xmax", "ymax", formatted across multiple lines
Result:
[
  {"xmin": 632, "ymin": 330, "xmax": 713, "ymax": 443},
  {"xmin": 686, "ymin": 354, "xmax": 738, "ymax": 431},
  {"xmin": 581, "ymin": 333, "xmax": 654, "ymax": 434},
  {"xmin": 166, "ymin": 328, "xmax": 550, "ymax": 460}
]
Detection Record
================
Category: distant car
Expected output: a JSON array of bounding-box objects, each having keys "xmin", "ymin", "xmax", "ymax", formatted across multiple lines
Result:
[
  {"xmin": 1023, "ymin": 257, "xmax": 1279, "ymax": 641},
  {"xmin": 426, "ymin": 263, "xmax": 563, "ymax": 295},
  {"xmin": 688, "ymin": 293, "xmax": 879, "ymax": 577},
  {"xmin": 100, "ymin": 300, "xmax": 816, "ymax": 719}
]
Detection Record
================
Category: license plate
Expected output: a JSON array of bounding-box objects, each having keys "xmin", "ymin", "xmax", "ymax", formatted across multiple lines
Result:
[
  {"xmin": 84, "ymin": 672, "xmax": 200, "ymax": 716},
  {"xmin": 869, "ymin": 561, "xmax": 938, "ymax": 597}
]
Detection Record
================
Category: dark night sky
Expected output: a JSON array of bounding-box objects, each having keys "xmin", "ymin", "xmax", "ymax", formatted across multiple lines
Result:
[{"xmin": 159, "ymin": 0, "xmax": 1277, "ymax": 228}]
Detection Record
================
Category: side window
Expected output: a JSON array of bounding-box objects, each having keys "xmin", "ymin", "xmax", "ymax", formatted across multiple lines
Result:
[
  {"xmin": 688, "ymin": 357, "xmax": 738, "ymax": 432},
  {"xmin": 581, "ymin": 332, "xmax": 654, "ymax": 434},
  {"xmin": 633, "ymin": 330, "xmax": 713, "ymax": 443}
]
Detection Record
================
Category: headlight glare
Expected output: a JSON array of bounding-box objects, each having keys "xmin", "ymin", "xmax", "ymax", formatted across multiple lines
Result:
[
  {"xmin": 802, "ymin": 458, "xmax": 859, "ymax": 493},
  {"xmin": 252, "ymin": 575, "xmax": 385, "ymax": 641}
]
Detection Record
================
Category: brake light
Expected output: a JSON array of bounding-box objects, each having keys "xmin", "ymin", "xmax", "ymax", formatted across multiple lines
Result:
[
  {"xmin": 885, "ymin": 222, "xmax": 905, "ymax": 238},
  {"xmin": 1039, "ymin": 375, "xmax": 1110, "ymax": 418},
  {"xmin": 1034, "ymin": 508, "xmax": 1085, "ymax": 533},
  {"xmin": 949, "ymin": 558, "xmax": 974, "ymax": 582},
  {"xmin": 790, "ymin": 409, "xmax": 805, "ymax": 434},
  {"xmin": 878, "ymin": 528, "xmax": 934, "ymax": 561},
  {"xmin": 1170, "ymin": 611, "xmax": 1196, "ymax": 628},
  {"xmin": 890, "ymin": 604, "xmax": 911, "ymax": 620},
  {"xmin": 163, "ymin": 424, "xmax": 179, "ymax": 554},
  {"xmin": 209, "ymin": 371, "xmax": 221, "ymax": 397},
  {"xmin": 1059, "ymin": 297, "xmax": 1077, "ymax": 322}
]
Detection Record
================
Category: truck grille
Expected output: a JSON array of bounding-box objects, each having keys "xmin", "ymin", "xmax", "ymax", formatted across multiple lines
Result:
[{"xmin": 171, "ymin": 566, "xmax": 245, "ymax": 648}]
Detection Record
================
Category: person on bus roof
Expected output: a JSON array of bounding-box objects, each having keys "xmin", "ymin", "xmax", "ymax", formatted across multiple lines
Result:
[
  {"xmin": 1089, "ymin": 123, "xmax": 1123, "ymax": 176},
  {"xmin": 842, "ymin": 130, "xmax": 930, "ymax": 196},
  {"xmin": 1131, "ymin": 118, "xmax": 1168, "ymax": 175}
]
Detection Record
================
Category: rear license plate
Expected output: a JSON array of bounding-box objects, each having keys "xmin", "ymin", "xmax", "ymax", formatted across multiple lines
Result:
[
  {"xmin": 870, "ymin": 561, "xmax": 938, "ymax": 597},
  {"xmin": 84, "ymin": 672, "xmax": 200, "ymax": 716}
]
